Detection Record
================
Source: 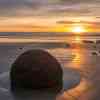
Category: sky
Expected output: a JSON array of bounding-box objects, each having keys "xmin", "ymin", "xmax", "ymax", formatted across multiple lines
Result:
[{"xmin": 0, "ymin": 0, "xmax": 100, "ymax": 32}]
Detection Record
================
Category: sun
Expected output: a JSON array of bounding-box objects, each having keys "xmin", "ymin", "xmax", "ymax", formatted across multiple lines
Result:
[{"xmin": 72, "ymin": 26, "xmax": 85, "ymax": 33}]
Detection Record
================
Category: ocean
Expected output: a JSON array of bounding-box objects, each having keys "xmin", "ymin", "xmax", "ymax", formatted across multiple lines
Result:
[{"xmin": 0, "ymin": 32, "xmax": 100, "ymax": 43}]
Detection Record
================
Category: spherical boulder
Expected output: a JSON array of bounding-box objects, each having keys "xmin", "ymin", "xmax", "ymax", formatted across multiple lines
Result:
[{"xmin": 10, "ymin": 49, "xmax": 63, "ymax": 91}]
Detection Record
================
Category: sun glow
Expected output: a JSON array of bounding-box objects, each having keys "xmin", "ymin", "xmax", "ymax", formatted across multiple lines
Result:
[{"xmin": 72, "ymin": 26, "xmax": 86, "ymax": 33}]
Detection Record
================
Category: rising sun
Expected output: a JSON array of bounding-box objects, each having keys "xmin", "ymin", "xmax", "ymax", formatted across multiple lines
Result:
[{"xmin": 72, "ymin": 26, "xmax": 86, "ymax": 33}]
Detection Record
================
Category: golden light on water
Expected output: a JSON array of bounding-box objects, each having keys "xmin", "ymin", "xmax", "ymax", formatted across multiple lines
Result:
[{"xmin": 75, "ymin": 36, "xmax": 82, "ymax": 43}]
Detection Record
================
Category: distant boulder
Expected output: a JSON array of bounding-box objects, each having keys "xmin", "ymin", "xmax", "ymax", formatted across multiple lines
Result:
[
  {"xmin": 96, "ymin": 40, "xmax": 100, "ymax": 44},
  {"xmin": 10, "ymin": 49, "xmax": 63, "ymax": 91},
  {"xmin": 19, "ymin": 47, "xmax": 23, "ymax": 50},
  {"xmin": 92, "ymin": 52, "xmax": 98, "ymax": 56},
  {"xmin": 82, "ymin": 40, "xmax": 94, "ymax": 44}
]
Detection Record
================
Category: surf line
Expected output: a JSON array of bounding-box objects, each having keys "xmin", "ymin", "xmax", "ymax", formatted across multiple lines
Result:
[
  {"xmin": 0, "ymin": 87, "xmax": 8, "ymax": 92},
  {"xmin": 0, "ymin": 72, "xmax": 9, "ymax": 92},
  {"xmin": 0, "ymin": 72, "xmax": 9, "ymax": 78}
]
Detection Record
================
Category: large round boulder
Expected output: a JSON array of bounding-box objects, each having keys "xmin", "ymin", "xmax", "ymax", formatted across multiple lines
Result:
[{"xmin": 10, "ymin": 49, "xmax": 63, "ymax": 91}]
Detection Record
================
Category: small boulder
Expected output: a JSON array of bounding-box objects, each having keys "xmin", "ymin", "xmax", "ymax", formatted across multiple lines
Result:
[
  {"xmin": 10, "ymin": 49, "xmax": 63, "ymax": 91},
  {"xmin": 92, "ymin": 52, "xmax": 98, "ymax": 56}
]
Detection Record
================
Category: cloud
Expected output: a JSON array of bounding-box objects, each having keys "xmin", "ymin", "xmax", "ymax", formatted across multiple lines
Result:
[
  {"xmin": 53, "ymin": 0, "xmax": 100, "ymax": 4},
  {"xmin": 60, "ymin": 20, "xmax": 100, "ymax": 24},
  {"xmin": 0, "ymin": 0, "xmax": 100, "ymax": 20},
  {"xmin": 0, "ymin": 0, "xmax": 44, "ymax": 17},
  {"xmin": 56, "ymin": 20, "xmax": 100, "ymax": 28}
]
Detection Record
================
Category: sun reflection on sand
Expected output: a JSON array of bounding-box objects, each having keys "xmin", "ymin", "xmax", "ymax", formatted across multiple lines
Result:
[
  {"xmin": 59, "ymin": 39, "xmax": 95, "ymax": 100},
  {"xmin": 68, "ymin": 49, "xmax": 84, "ymax": 70},
  {"xmin": 72, "ymin": 51, "xmax": 81, "ymax": 63}
]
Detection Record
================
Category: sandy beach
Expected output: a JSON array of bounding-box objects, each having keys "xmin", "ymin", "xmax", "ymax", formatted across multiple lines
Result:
[{"xmin": 0, "ymin": 40, "xmax": 100, "ymax": 100}]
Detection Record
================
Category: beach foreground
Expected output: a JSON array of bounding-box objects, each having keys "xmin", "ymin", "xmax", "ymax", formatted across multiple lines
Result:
[{"xmin": 0, "ymin": 42, "xmax": 99, "ymax": 100}]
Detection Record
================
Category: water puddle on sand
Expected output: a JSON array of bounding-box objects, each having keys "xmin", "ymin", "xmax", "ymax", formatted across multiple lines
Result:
[{"xmin": 57, "ymin": 79, "xmax": 94, "ymax": 100}]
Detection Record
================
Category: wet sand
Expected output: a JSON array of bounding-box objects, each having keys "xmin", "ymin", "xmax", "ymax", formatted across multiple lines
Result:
[
  {"xmin": 0, "ymin": 42, "xmax": 99, "ymax": 100},
  {"xmin": 57, "ymin": 45, "xmax": 100, "ymax": 100}
]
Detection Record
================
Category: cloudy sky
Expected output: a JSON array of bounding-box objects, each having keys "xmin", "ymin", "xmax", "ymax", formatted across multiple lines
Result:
[{"xmin": 0, "ymin": 0, "xmax": 100, "ymax": 32}]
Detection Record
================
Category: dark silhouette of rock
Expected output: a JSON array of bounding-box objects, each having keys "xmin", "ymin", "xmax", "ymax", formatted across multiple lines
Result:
[
  {"xmin": 96, "ymin": 40, "xmax": 100, "ymax": 44},
  {"xmin": 10, "ymin": 49, "xmax": 63, "ymax": 91},
  {"xmin": 92, "ymin": 52, "xmax": 98, "ymax": 56},
  {"xmin": 19, "ymin": 47, "xmax": 23, "ymax": 50},
  {"xmin": 82, "ymin": 40, "xmax": 94, "ymax": 44}
]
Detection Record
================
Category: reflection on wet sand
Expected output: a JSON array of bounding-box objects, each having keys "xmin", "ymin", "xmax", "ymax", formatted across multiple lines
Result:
[
  {"xmin": 48, "ymin": 34, "xmax": 98, "ymax": 100},
  {"xmin": 60, "ymin": 46, "xmax": 97, "ymax": 99},
  {"xmin": 59, "ymin": 50, "xmax": 91, "ymax": 100},
  {"xmin": 72, "ymin": 50, "xmax": 82, "ymax": 65},
  {"xmin": 48, "ymin": 47, "xmax": 92, "ymax": 100}
]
